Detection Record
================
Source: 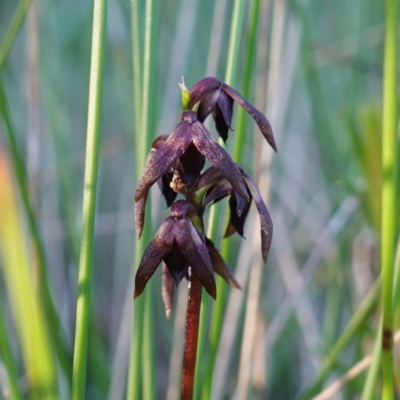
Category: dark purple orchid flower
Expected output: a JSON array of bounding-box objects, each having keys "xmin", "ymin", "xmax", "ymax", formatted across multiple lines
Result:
[
  {"xmin": 135, "ymin": 110, "xmax": 249, "ymax": 205},
  {"xmin": 202, "ymin": 167, "xmax": 273, "ymax": 263},
  {"xmin": 188, "ymin": 77, "xmax": 277, "ymax": 151},
  {"xmin": 135, "ymin": 200, "xmax": 243, "ymax": 314},
  {"xmin": 135, "ymin": 200, "xmax": 216, "ymax": 299},
  {"xmin": 160, "ymin": 236, "xmax": 241, "ymax": 318}
]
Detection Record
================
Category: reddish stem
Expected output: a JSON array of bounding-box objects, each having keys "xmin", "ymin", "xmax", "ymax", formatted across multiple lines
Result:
[{"xmin": 181, "ymin": 272, "xmax": 203, "ymax": 400}]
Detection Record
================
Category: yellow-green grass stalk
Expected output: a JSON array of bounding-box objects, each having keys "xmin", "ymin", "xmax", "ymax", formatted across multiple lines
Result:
[
  {"xmin": 140, "ymin": 6, "xmax": 158, "ymax": 394},
  {"xmin": 1, "ymin": 8, "xmax": 71, "ymax": 374},
  {"xmin": 126, "ymin": 1, "xmax": 144, "ymax": 398},
  {"xmin": 0, "ymin": 0, "xmax": 32, "ymax": 68},
  {"xmin": 361, "ymin": 317, "xmax": 383, "ymax": 400},
  {"xmin": 0, "ymin": 82, "xmax": 71, "ymax": 378},
  {"xmin": 362, "ymin": 237, "xmax": 400, "ymax": 399},
  {"xmin": 380, "ymin": 0, "xmax": 398, "ymax": 398},
  {"xmin": 0, "ymin": 149, "xmax": 58, "ymax": 399},
  {"xmin": 127, "ymin": 0, "xmax": 159, "ymax": 398},
  {"xmin": 0, "ymin": 277, "xmax": 22, "ymax": 400},
  {"xmin": 71, "ymin": 0, "xmax": 107, "ymax": 398},
  {"xmin": 193, "ymin": 1, "xmax": 247, "ymax": 398}
]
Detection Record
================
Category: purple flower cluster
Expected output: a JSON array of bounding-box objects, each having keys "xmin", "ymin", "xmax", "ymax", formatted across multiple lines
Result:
[{"xmin": 134, "ymin": 77, "xmax": 275, "ymax": 317}]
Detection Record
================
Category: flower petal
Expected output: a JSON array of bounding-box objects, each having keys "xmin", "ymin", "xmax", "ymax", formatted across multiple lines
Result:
[
  {"xmin": 151, "ymin": 135, "xmax": 178, "ymax": 205},
  {"xmin": 175, "ymin": 219, "xmax": 216, "ymax": 299},
  {"xmin": 135, "ymin": 193, "xmax": 147, "ymax": 240},
  {"xmin": 203, "ymin": 179, "xmax": 232, "ymax": 208},
  {"xmin": 152, "ymin": 134, "xmax": 169, "ymax": 149},
  {"xmin": 217, "ymin": 91, "xmax": 234, "ymax": 128},
  {"xmin": 161, "ymin": 263, "xmax": 176, "ymax": 319},
  {"xmin": 196, "ymin": 166, "xmax": 225, "ymax": 191},
  {"xmin": 163, "ymin": 241, "xmax": 188, "ymax": 283},
  {"xmin": 135, "ymin": 122, "xmax": 193, "ymax": 202},
  {"xmin": 192, "ymin": 122, "xmax": 250, "ymax": 202},
  {"xmin": 134, "ymin": 218, "xmax": 177, "ymax": 299},
  {"xmin": 243, "ymin": 175, "xmax": 273, "ymax": 263},
  {"xmin": 171, "ymin": 199, "xmax": 198, "ymax": 220},
  {"xmin": 188, "ymin": 77, "xmax": 222, "ymax": 110},
  {"xmin": 175, "ymin": 142, "xmax": 206, "ymax": 188},
  {"xmin": 206, "ymin": 238, "xmax": 241, "ymax": 289},
  {"xmin": 213, "ymin": 91, "xmax": 234, "ymax": 142},
  {"xmin": 212, "ymin": 107, "xmax": 229, "ymax": 142},
  {"xmin": 222, "ymin": 84, "xmax": 277, "ymax": 152},
  {"xmin": 197, "ymin": 89, "xmax": 221, "ymax": 122},
  {"xmin": 223, "ymin": 222, "xmax": 236, "ymax": 238},
  {"xmin": 224, "ymin": 193, "xmax": 251, "ymax": 238},
  {"xmin": 233, "ymin": 189, "xmax": 250, "ymax": 218},
  {"xmin": 135, "ymin": 148, "xmax": 157, "ymax": 239}
]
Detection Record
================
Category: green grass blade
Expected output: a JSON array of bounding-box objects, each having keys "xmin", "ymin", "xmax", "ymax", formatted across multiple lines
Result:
[
  {"xmin": 0, "ymin": 297, "xmax": 22, "ymax": 400},
  {"xmin": 126, "ymin": 0, "xmax": 144, "ymax": 398},
  {"xmin": 131, "ymin": 0, "xmax": 142, "ymax": 137},
  {"xmin": 139, "ymin": 0, "xmax": 158, "ymax": 379},
  {"xmin": 0, "ymin": 150, "xmax": 58, "ymax": 399},
  {"xmin": 0, "ymin": 81, "xmax": 71, "ymax": 379},
  {"xmin": 71, "ymin": 0, "xmax": 107, "ymax": 398},
  {"xmin": 364, "ymin": 238, "xmax": 400, "ymax": 399},
  {"xmin": 224, "ymin": 0, "xmax": 246, "ymax": 86},
  {"xmin": 380, "ymin": 0, "xmax": 398, "ymax": 398},
  {"xmin": 127, "ymin": 0, "xmax": 159, "ymax": 398},
  {"xmin": 0, "ymin": 0, "xmax": 32, "ymax": 68},
  {"xmin": 127, "ymin": 295, "xmax": 144, "ymax": 400},
  {"xmin": 362, "ymin": 318, "xmax": 383, "ymax": 400},
  {"xmin": 142, "ymin": 286, "xmax": 156, "ymax": 400}
]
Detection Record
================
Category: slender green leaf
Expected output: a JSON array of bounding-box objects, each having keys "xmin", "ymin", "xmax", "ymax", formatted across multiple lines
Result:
[
  {"xmin": 380, "ymin": 0, "xmax": 398, "ymax": 398},
  {"xmin": 71, "ymin": 0, "xmax": 107, "ymax": 398},
  {"xmin": 0, "ymin": 149, "xmax": 58, "ymax": 400}
]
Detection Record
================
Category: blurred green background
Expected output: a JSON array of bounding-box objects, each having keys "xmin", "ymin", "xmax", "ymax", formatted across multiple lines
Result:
[{"xmin": 0, "ymin": 0, "xmax": 399, "ymax": 399}]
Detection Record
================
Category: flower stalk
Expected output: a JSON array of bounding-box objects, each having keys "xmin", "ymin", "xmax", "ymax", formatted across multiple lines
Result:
[{"xmin": 181, "ymin": 272, "xmax": 203, "ymax": 400}]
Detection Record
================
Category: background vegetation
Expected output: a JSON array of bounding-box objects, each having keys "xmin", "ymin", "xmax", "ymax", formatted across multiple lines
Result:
[{"xmin": 0, "ymin": 0, "xmax": 398, "ymax": 399}]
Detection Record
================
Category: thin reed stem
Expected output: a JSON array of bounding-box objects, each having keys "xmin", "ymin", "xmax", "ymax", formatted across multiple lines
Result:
[
  {"xmin": 380, "ymin": 0, "xmax": 398, "ymax": 398},
  {"xmin": 0, "ymin": 0, "xmax": 32, "ymax": 68},
  {"xmin": 224, "ymin": 0, "xmax": 246, "ymax": 86},
  {"xmin": 71, "ymin": 0, "xmax": 107, "ymax": 398},
  {"xmin": 126, "ymin": 1, "xmax": 144, "ymax": 398},
  {"xmin": 127, "ymin": 0, "xmax": 158, "ymax": 398},
  {"xmin": 362, "ymin": 318, "xmax": 383, "ymax": 400},
  {"xmin": 131, "ymin": 0, "xmax": 142, "ymax": 136},
  {"xmin": 0, "ymin": 297, "xmax": 22, "ymax": 400},
  {"xmin": 138, "ymin": 3, "xmax": 157, "ymax": 398}
]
